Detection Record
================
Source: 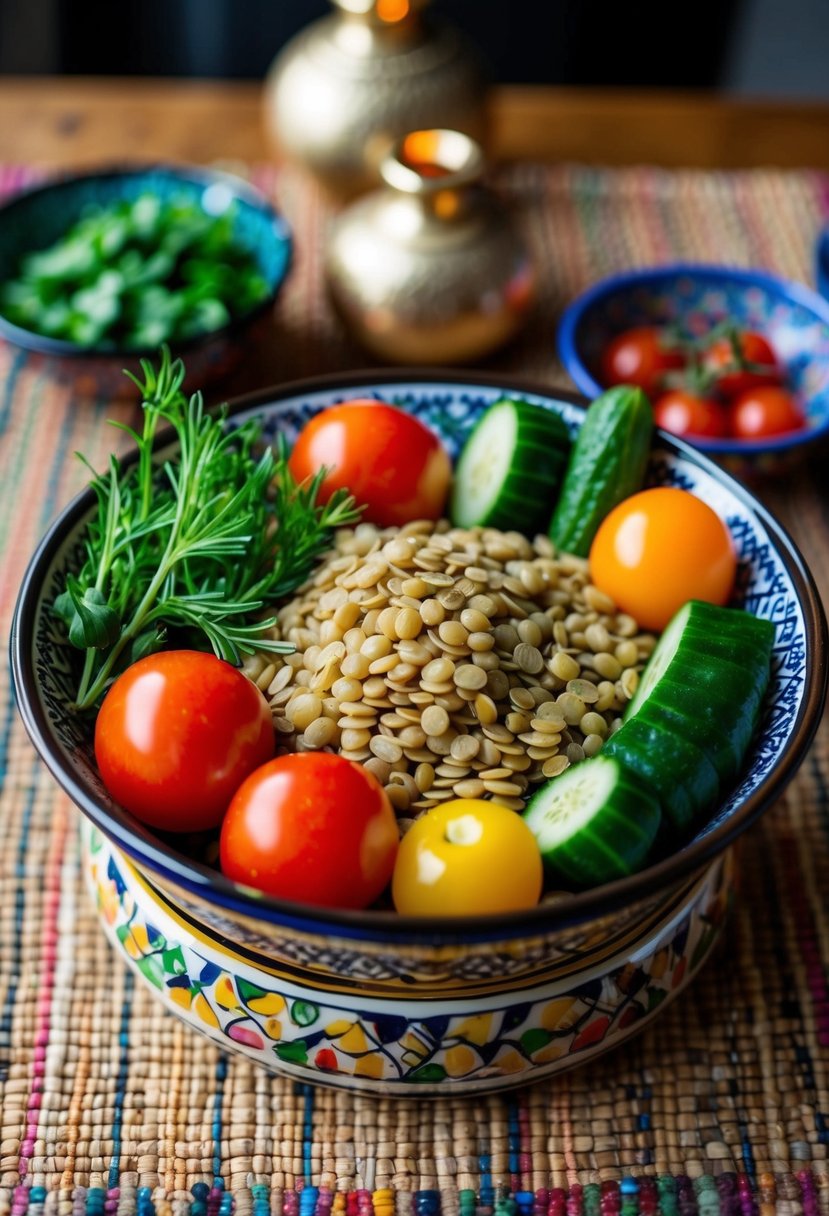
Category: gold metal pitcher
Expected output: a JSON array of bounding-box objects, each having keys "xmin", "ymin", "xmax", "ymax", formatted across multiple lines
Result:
[
  {"xmin": 263, "ymin": 0, "xmax": 488, "ymax": 200},
  {"xmin": 325, "ymin": 129, "xmax": 536, "ymax": 364}
]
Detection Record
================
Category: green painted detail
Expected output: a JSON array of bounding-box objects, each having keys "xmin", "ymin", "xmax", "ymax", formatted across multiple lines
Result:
[
  {"xmin": 275, "ymin": 1039, "xmax": 309, "ymax": 1065},
  {"xmin": 136, "ymin": 954, "xmax": 165, "ymax": 990},
  {"xmin": 407, "ymin": 1063, "xmax": 447, "ymax": 1084},
  {"xmin": 237, "ymin": 977, "xmax": 268, "ymax": 1005},
  {"xmin": 520, "ymin": 1027, "xmax": 553, "ymax": 1054},
  {"xmin": 290, "ymin": 1000, "xmax": 319, "ymax": 1027},
  {"xmin": 161, "ymin": 946, "xmax": 187, "ymax": 976}
]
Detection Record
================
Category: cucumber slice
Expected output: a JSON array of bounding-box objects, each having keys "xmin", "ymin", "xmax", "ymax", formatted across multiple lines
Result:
[
  {"xmin": 449, "ymin": 397, "xmax": 570, "ymax": 532},
  {"xmin": 628, "ymin": 600, "xmax": 774, "ymax": 719},
  {"xmin": 523, "ymin": 754, "xmax": 661, "ymax": 886},
  {"xmin": 602, "ymin": 716, "xmax": 720, "ymax": 835},
  {"xmin": 549, "ymin": 385, "xmax": 652, "ymax": 557},
  {"xmin": 633, "ymin": 682, "xmax": 743, "ymax": 785}
]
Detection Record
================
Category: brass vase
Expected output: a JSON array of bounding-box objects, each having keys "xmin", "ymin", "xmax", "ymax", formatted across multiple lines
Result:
[
  {"xmin": 324, "ymin": 128, "xmax": 536, "ymax": 364},
  {"xmin": 263, "ymin": 0, "xmax": 487, "ymax": 199}
]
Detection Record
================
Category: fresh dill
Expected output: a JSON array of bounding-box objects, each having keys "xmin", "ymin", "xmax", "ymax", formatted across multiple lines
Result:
[{"xmin": 54, "ymin": 348, "xmax": 360, "ymax": 710}]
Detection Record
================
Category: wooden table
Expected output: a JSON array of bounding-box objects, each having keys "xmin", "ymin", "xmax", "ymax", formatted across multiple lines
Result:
[{"xmin": 2, "ymin": 77, "xmax": 829, "ymax": 169}]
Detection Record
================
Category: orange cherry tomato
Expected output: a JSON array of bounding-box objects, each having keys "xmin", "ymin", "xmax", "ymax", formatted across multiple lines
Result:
[
  {"xmin": 288, "ymin": 400, "xmax": 452, "ymax": 528},
  {"xmin": 391, "ymin": 799, "xmax": 543, "ymax": 917},
  {"xmin": 588, "ymin": 488, "xmax": 737, "ymax": 633},
  {"xmin": 600, "ymin": 327, "xmax": 685, "ymax": 397},
  {"xmin": 730, "ymin": 386, "xmax": 805, "ymax": 440}
]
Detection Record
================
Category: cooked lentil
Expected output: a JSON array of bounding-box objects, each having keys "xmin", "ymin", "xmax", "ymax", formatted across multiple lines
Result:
[{"xmin": 249, "ymin": 520, "xmax": 655, "ymax": 822}]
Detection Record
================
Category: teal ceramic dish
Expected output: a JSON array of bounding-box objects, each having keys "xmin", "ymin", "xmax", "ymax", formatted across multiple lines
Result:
[
  {"xmin": 0, "ymin": 165, "xmax": 292, "ymax": 396},
  {"xmin": 557, "ymin": 264, "xmax": 829, "ymax": 478},
  {"xmin": 10, "ymin": 372, "xmax": 828, "ymax": 1094}
]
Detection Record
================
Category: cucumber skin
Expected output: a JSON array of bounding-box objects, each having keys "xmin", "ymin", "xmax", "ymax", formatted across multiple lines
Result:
[
  {"xmin": 603, "ymin": 717, "xmax": 720, "ymax": 835},
  {"xmin": 450, "ymin": 398, "xmax": 571, "ymax": 533},
  {"xmin": 549, "ymin": 385, "xmax": 653, "ymax": 557}
]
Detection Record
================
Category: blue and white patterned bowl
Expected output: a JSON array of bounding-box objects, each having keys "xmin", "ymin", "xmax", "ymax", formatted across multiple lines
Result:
[
  {"xmin": 10, "ymin": 372, "xmax": 828, "ymax": 1094},
  {"xmin": 557, "ymin": 264, "xmax": 829, "ymax": 478},
  {"xmin": 0, "ymin": 165, "xmax": 292, "ymax": 396}
]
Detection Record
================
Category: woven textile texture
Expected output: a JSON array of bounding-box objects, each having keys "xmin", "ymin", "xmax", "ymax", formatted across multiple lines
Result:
[{"xmin": 1, "ymin": 163, "xmax": 829, "ymax": 1215}]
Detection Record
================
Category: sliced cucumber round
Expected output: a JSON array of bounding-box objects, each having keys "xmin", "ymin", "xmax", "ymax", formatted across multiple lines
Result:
[
  {"xmin": 628, "ymin": 599, "xmax": 775, "ymax": 720},
  {"xmin": 602, "ymin": 716, "xmax": 720, "ymax": 835},
  {"xmin": 449, "ymin": 397, "xmax": 570, "ymax": 533},
  {"xmin": 523, "ymin": 754, "xmax": 661, "ymax": 887}
]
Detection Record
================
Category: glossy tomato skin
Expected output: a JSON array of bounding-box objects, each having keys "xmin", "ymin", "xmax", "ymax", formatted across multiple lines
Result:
[
  {"xmin": 219, "ymin": 752, "xmax": 399, "ymax": 910},
  {"xmin": 703, "ymin": 330, "xmax": 782, "ymax": 399},
  {"xmin": 288, "ymin": 400, "xmax": 452, "ymax": 528},
  {"xmin": 391, "ymin": 799, "xmax": 543, "ymax": 917},
  {"xmin": 653, "ymin": 389, "xmax": 728, "ymax": 440},
  {"xmin": 94, "ymin": 650, "xmax": 274, "ymax": 832},
  {"xmin": 589, "ymin": 487, "xmax": 737, "ymax": 633},
  {"xmin": 600, "ymin": 327, "xmax": 685, "ymax": 397},
  {"xmin": 730, "ymin": 385, "xmax": 805, "ymax": 439}
]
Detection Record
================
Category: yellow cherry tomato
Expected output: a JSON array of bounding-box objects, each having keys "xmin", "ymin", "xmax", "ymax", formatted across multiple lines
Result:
[
  {"xmin": 588, "ymin": 487, "xmax": 737, "ymax": 633},
  {"xmin": 391, "ymin": 799, "xmax": 543, "ymax": 917}
]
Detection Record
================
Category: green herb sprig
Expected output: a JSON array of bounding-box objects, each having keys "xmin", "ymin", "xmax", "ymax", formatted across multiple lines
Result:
[{"xmin": 55, "ymin": 348, "xmax": 360, "ymax": 710}]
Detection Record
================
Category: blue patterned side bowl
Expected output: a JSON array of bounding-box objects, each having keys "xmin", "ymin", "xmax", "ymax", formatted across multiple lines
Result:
[
  {"xmin": 557, "ymin": 264, "xmax": 829, "ymax": 478},
  {"xmin": 11, "ymin": 372, "xmax": 828, "ymax": 1095},
  {"xmin": 0, "ymin": 165, "xmax": 292, "ymax": 397}
]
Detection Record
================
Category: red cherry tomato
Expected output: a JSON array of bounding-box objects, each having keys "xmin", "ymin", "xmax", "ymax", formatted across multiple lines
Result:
[
  {"xmin": 94, "ymin": 651, "xmax": 274, "ymax": 832},
  {"xmin": 730, "ymin": 385, "xmax": 805, "ymax": 440},
  {"xmin": 288, "ymin": 400, "xmax": 452, "ymax": 528},
  {"xmin": 654, "ymin": 389, "xmax": 728, "ymax": 440},
  {"xmin": 589, "ymin": 488, "xmax": 737, "ymax": 633},
  {"xmin": 703, "ymin": 330, "xmax": 782, "ymax": 399},
  {"xmin": 600, "ymin": 327, "xmax": 685, "ymax": 397},
  {"xmin": 219, "ymin": 752, "xmax": 399, "ymax": 910}
]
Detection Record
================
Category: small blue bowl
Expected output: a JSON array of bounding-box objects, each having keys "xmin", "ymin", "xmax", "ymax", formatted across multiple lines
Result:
[
  {"xmin": 0, "ymin": 165, "xmax": 292, "ymax": 397},
  {"xmin": 558, "ymin": 263, "xmax": 829, "ymax": 477}
]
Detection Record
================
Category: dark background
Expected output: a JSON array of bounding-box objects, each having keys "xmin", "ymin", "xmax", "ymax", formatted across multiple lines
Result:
[{"xmin": 0, "ymin": 0, "xmax": 827, "ymax": 97}]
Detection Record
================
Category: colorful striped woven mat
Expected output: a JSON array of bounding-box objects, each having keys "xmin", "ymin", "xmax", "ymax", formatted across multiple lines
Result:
[{"xmin": 1, "ymin": 163, "xmax": 829, "ymax": 1216}]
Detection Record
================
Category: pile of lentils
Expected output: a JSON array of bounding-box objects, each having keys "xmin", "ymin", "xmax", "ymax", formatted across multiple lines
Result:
[{"xmin": 243, "ymin": 521, "xmax": 656, "ymax": 828}]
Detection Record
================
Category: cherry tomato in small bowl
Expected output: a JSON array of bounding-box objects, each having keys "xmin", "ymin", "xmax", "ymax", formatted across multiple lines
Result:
[
  {"xmin": 730, "ymin": 385, "xmax": 805, "ymax": 440},
  {"xmin": 599, "ymin": 326, "xmax": 685, "ymax": 398},
  {"xmin": 220, "ymin": 752, "xmax": 399, "ymax": 911},
  {"xmin": 702, "ymin": 330, "xmax": 783, "ymax": 399},
  {"xmin": 391, "ymin": 799, "xmax": 543, "ymax": 918},
  {"xmin": 654, "ymin": 389, "xmax": 728, "ymax": 440},
  {"xmin": 589, "ymin": 487, "xmax": 737, "ymax": 633},
  {"xmin": 287, "ymin": 399, "xmax": 452, "ymax": 528},
  {"xmin": 94, "ymin": 650, "xmax": 275, "ymax": 832}
]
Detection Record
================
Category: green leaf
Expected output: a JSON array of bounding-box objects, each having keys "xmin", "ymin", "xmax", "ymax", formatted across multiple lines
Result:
[
  {"xmin": 55, "ymin": 579, "xmax": 121, "ymax": 649},
  {"xmin": 275, "ymin": 1040, "xmax": 308, "ymax": 1065}
]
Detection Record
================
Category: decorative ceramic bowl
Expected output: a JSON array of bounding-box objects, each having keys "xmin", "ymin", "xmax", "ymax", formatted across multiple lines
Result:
[
  {"xmin": 0, "ymin": 165, "xmax": 292, "ymax": 396},
  {"xmin": 557, "ymin": 264, "xmax": 829, "ymax": 478},
  {"xmin": 11, "ymin": 372, "xmax": 827, "ymax": 1095}
]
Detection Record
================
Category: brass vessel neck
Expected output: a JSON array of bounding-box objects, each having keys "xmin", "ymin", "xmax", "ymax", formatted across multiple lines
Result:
[{"xmin": 380, "ymin": 129, "xmax": 484, "ymax": 217}]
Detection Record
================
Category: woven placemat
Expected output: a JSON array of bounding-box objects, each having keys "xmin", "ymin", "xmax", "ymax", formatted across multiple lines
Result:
[{"xmin": 1, "ymin": 162, "xmax": 829, "ymax": 1216}]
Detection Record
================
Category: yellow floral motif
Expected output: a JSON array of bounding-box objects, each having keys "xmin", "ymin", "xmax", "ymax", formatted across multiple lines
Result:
[
  {"xmin": 123, "ymin": 923, "xmax": 150, "ymax": 958},
  {"xmin": 214, "ymin": 976, "xmax": 239, "ymax": 1010},
  {"xmin": 539, "ymin": 996, "xmax": 579, "ymax": 1032},
  {"xmin": 493, "ymin": 1048, "xmax": 528, "ymax": 1074},
  {"xmin": 532, "ymin": 1041, "xmax": 567, "ymax": 1065},
  {"xmin": 324, "ymin": 1019, "xmax": 354, "ymax": 1038},
  {"xmin": 100, "ymin": 883, "xmax": 120, "ymax": 927},
  {"xmin": 649, "ymin": 949, "xmax": 668, "ymax": 980},
  {"xmin": 445, "ymin": 1044, "xmax": 478, "ymax": 1077},
  {"xmin": 246, "ymin": 993, "xmax": 286, "ymax": 1017},
  {"xmin": 264, "ymin": 1018, "xmax": 282, "ymax": 1040},
  {"xmin": 169, "ymin": 988, "xmax": 193, "ymax": 1011},
  {"xmin": 401, "ymin": 1029, "xmax": 431, "ymax": 1059},
  {"xmin": 354, "ymin": 1054, "xmax": 385, "ymax": 1079},
  {"xmin": 194, "ymin": 993, "xmax": 220, "ymax": 1028},
  {"xmin": 449, "ymin": 1013, "xmax": 493, "ymax": 1046},
  {"xmin": 337, "ymin": 1024, "xmax": 369, "ymax": 1054}
]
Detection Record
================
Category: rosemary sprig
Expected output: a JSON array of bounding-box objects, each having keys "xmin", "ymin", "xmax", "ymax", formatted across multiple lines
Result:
[{"xmin": 54, "ymin": 348, "xmax": 361, "ymax": 710}]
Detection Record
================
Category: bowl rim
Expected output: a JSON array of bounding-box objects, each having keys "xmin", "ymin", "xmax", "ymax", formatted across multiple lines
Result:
[
  {"xmin": 557, "ymin": 261, "xmax": 829, "ymax": 456},
  {"xmin": 10, "ymin": 367, "xmax": 829, "ymax": 944},
  {"xmin": 0, "ymin": 162, "xmax": 293, "ymax": 361}
]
